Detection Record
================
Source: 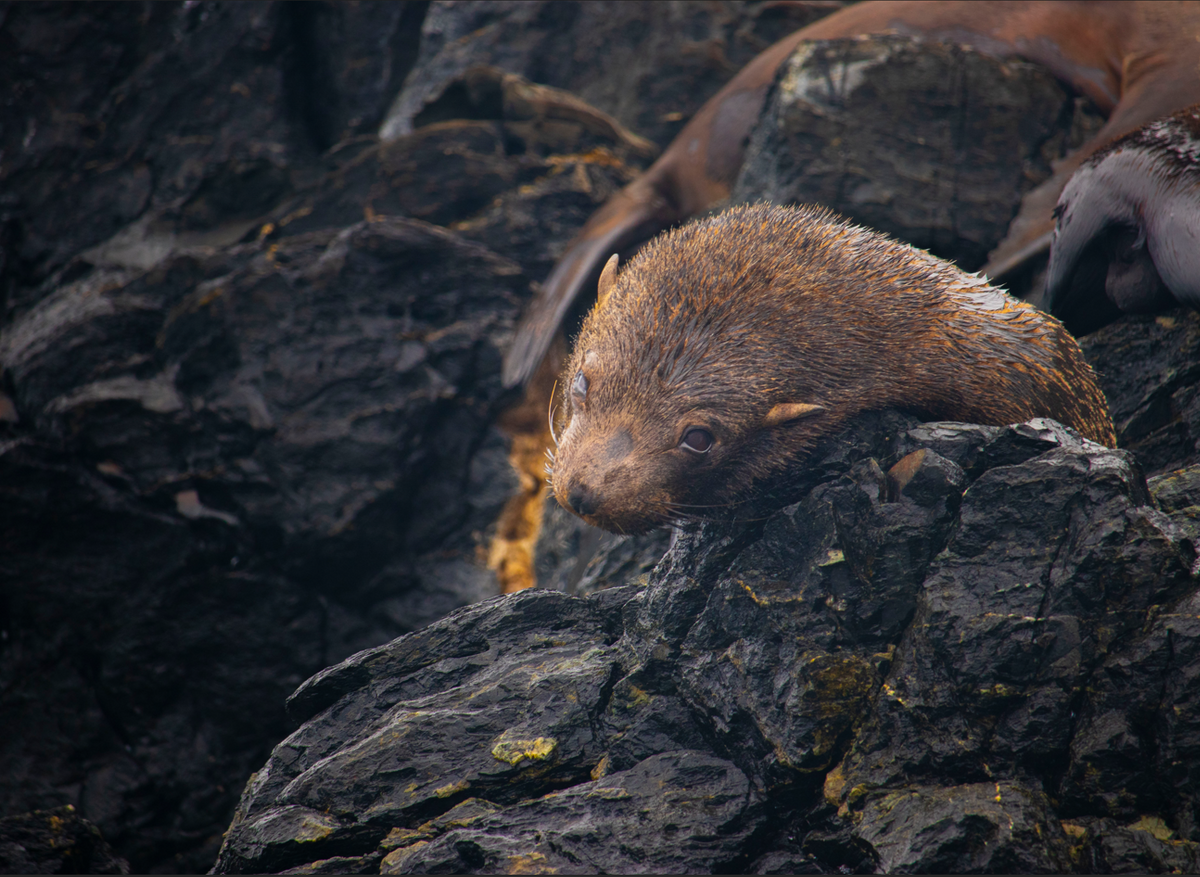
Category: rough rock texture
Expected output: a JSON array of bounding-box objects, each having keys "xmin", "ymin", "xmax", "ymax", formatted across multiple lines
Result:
[
  {"xmin": 1079, "ymin": 309, "xmax": 1200, "ymax": 479},
  {"xmin": 0, "ymin": 3, "xmax": 845, "ymax": 872},
  {"xmin": 0, "ymin": 805, "xmax": 130, "ymax": 875},
  {"xmin": 9, "ymin": 2, "xmax": 1200, "ymax": 874},
  {"xmin": 214, "ymin": 410, "xmax": 1200, "ymax": 874},
  {"xmin": 535, "ymin": 498, "xmax": 673, "ymax": 597},
  {"xmin": 0, "ymin": 217, "xmax": 528, "ymax": 872},
  {"xmin": 733, "ymin": 35, "xmax": 1105, "ymax": 273},
  {"xmin": 379, "ymin": 0, "xmax": 837, "ymax": 149}
]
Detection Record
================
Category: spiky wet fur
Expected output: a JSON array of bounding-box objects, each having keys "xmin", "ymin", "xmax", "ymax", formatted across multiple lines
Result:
[{"xmin": 551, "ymin": 203, "xmax": 1116, "ymax": 534}]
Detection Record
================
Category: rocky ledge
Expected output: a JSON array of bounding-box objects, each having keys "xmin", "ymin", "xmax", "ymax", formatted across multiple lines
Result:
[{"xmin": 214, "ymin": 404, "xmax": 1200, "ymax": 874}]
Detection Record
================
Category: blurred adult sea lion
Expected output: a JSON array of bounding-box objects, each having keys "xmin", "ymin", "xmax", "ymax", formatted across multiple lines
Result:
[
  {"xmin": 1045, "ymin": 103, "xmax": 1200, "ymax": 336},
  {"xmin": 503, "ymin": 0, "xmax": 1200, "ymax": 389}
]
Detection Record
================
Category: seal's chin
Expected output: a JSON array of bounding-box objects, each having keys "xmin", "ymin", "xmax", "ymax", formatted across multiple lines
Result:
[
  {"xmin": 559, "ymin": 502, "xmax": 664, "ymax": 536},
  {"xmin": 581, "ymin": 511, "xmax": 665, "ymax": 537},
  {"xmin": 551, "ymin": 479, "xmax": 669, "ymax": 535}
]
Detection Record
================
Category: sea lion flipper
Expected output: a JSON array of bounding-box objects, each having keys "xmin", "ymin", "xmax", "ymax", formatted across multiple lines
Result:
[
  {"xmin": 1042, "ymin": 163, "xmax": 1122, "ymax": 316},
  {"xmin": 1045, "ymin": 104, "xmax": 1200, "ymax": 327},
  {"xmin": 502, "ymin": 188, "xmax": 674, "ymax": 389},
  {"xmin": 1146, "ymin": 199, "xmax": 1200, "ymax": 309}
]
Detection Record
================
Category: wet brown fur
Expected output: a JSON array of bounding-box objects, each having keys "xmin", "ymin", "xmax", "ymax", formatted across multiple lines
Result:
[{"xmin": 551, "ymin": 204, "xmax": 1116, "ymax": 535}]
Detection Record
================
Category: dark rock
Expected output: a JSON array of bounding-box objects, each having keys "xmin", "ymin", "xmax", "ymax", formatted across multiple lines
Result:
[
  {"xmin": 2, "ymin": 219, "xmax": 526, "ymax": 581},
  {"xmin": 0, "ymin": 805, "xmax": 129, "ymax": 875},
  {"xmin": 535, "ymin": 495, "xmax": 672, "ymax": 596},
  {"xmin": 215, "ymin": 589, "xmax": 623, "ymax": 873},
  {"xmin": 217, "ymin": 409, "xmax": 1200, "ymax": 873},
  {"xmin": 1, "ymin": 1, "xmax": 433, "ymax": 305},
  {"xmin": 0, "ymin": 218, "xmax": 527, "ymax": 871},
  {"xmin": 853, "ymin": 782, "xmax": 1073, "ymax": 873},
  {"xmin": 733, "ymin": 35, "xmax": 1106, "ymax": 273},
  {"xmin": 1070, "ymin": 817, "xmax": 1200, "ymax": 874},
  {"xmin": 381, "ymin": 0, "xmax": 838, "ymax": 150},
  {"xmin": 1060, "ymin": 584, "xmax": 1200, "ymax": 835},
  {"xmin": 379, "ymin": 751, "xmax": 762, "ymax": 874},
  {"xmin": 1148, "ymin": 463, "xmax": 1200, "ymax": 515},
  {"xmin": 1079, "ymin": 308, "xmax": 1200, "ymax": 476},
  {"xmin": 282, "ymin": 2, "xmax": 430, "ymax": 150},
  {"xmin": 272, "ymin": 78, "xmax": 649, "ymax": 287}
]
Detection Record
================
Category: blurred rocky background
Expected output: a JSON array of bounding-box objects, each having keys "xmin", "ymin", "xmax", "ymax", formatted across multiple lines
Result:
[
  {"xmin": 4, "ymin": 1, "xmax": 1200, "ymax": 874},
  {"xmin": 0, "ymin": 1, "xmax": 836, "ymax": 872}
]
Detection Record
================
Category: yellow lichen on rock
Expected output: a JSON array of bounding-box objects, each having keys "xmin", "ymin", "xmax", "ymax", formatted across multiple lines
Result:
[
  {"xmin": 490, "ymin": 731, "xmax": 559, "ymax": 766},
  {"xmin": 506, "ymin": 851, "xmax": 557, "ymax": 874},
  {"xmin": 434, "ymin": 779, "xmax": 471, "ymax": 798}
]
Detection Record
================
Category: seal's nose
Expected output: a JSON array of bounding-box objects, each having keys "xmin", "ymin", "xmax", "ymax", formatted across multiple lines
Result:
[{"xmin": 567, "ymin": 482, "xmax": 598, "ymax": 517}]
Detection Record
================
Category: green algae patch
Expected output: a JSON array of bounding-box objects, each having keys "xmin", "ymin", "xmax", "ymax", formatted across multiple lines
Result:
[
  {"xmin": 380, "ymin": 798, "xmax": 504, "ymax": 853},
  {"xmin": 381, "ymin": 826, "xmax": 430, "ymax": 851}
]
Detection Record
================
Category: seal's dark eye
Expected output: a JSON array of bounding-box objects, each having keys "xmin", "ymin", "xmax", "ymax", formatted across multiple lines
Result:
[
  {"xmin": 680, "ymin": 427, "xmax": 713, "ymax": 454},
  {"xmin": 571, "ymin": 370, "xmax": 588, "ymax": 401}
]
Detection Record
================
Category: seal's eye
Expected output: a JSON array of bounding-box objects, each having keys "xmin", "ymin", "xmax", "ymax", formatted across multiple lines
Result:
[
  {"xmin": 571, "ymin": 370, "xmax": 588, "ymax": 401},
  {"xmin": 680, "ymin": 427, "xmax": 713, "ymax": 454}
]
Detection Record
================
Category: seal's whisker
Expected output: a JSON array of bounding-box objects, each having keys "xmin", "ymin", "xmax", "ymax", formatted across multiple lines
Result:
[
  {"xmin": 547, "ymin": 379, "xmax": 561, "ymax": 447},
  {"xmin": 662, "ymin": 499, "xmax": 746, "ymax": 510},
  {"xmin": 662, "ymin": 506, "xmax": 722, "ymax": 525}
]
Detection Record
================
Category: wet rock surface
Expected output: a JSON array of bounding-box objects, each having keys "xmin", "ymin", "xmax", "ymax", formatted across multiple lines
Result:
[
  {"xmin": 379, "ymin": 0, "xmax": 836, "ymax": 150},
  {"xmin": 1079, "ymin": 309, "xmax": 1200, "ymax": 478},
  {"xmin": 215, "ymin": 411, "xmax": 1200, "ymax": 873},
  {"xmin": 0, "ymin": 805, "xmax": 130, "ymax": 875},
  {"xmin": 733, "ymin": 34, "xmax": 1106, "ymax": 273},
  {"xmin": 7, "ymin": 2, "xmax": 1200, "ymax": 874},
  {"xmin": 0, "ymin": 2, "xmax": 839, "ymax": 871},
  {"xmin": 0, "ymin": 216, "xmax": 528, "ymax": 872}
]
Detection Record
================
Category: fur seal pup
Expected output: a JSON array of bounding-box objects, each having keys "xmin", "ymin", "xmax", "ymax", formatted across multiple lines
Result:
[
  {"xmin": 549, "ymin": 204, "xmax": 1116, "ymax": 535},
  {"xmin": 502, "ymin": 0, "xmax": 1200, "ymax": 390},
  {"xmin": 1044, "ymin": 104, "xmax": 1200, "ymax": 337}
]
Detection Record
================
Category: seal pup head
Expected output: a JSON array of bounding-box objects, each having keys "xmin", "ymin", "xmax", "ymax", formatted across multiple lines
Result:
[
  {"xmin": 548, "ymin": 221, "xmax": 832, "ymax": 535},
  {"xmin": 546, "ymin": 203, "xmax": 1115, "ymax": 534}
]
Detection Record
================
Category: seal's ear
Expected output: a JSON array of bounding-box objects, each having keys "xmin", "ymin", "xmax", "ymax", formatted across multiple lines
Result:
[
  {"xmin": 763, "ymin": 402, "xmax": 825, "ymax": 427},
  {"xmin": 596, "ymin": 254, "xmax": 619, "ymax": 308}
]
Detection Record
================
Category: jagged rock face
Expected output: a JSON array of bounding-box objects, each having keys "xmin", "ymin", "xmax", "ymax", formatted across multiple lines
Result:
[
  {"xmin": 213, "ymin": 412, "xmax": 1200, "ymax": 873},
  {"xmin": 732, "ymin": 34, "xmax": 1106, "ymax": 274},
  {"xmin": 0, "ymin": 217, "xmax": 527, "ymax": 871},
  {"xmin": 0, "ymin": 3, "xmax": 833, "ymax": 871},
  {"xmin": 1079, "ymin": 309, "xmax": 1200, "ymax": 477},
  {"xmin": 0, "ymin": 805, "xmax": 130, "ymax": 875},
  {"xmin": 379, "ymin": 0, "xmax": 836, "ymax": 148},
  {"xmin": 6, "ymin": 2, "xmax": 1200, "ymax": 874}
]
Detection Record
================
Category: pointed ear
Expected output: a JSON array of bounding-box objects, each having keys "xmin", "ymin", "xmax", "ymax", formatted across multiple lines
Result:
[
  {"xmin": 596, "ymin": 254, "xmax": 619, "ymax": 308},
  {"xmin": 763, "ymin": 402, "xmax": 825, "ymax": 427}
]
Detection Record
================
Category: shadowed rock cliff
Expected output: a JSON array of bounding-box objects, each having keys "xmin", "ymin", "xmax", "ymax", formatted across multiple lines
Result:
[
  {"xmin": 0, "ymin": 2, "xmax": 832, "ymax": 871},
  {"xmin": 6, "ymin": 2, "xmax": 1200, "ymax": 873},
  {"xmin": 212, "ymin": 410, "xmax": 1200, "ymax": 874}
]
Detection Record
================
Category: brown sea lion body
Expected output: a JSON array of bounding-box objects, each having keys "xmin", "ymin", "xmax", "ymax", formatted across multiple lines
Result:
[
  {"xmin": 550, "ymin": 204, "xmax": 1115, "ymax": 535},
  {"xmin": 503, "ymin": 0, "xmax": 1200, "ymax": 390},
  {"xmin": 1045, "ymin": 103, "xmax": 1200, "ymax": 336}
]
